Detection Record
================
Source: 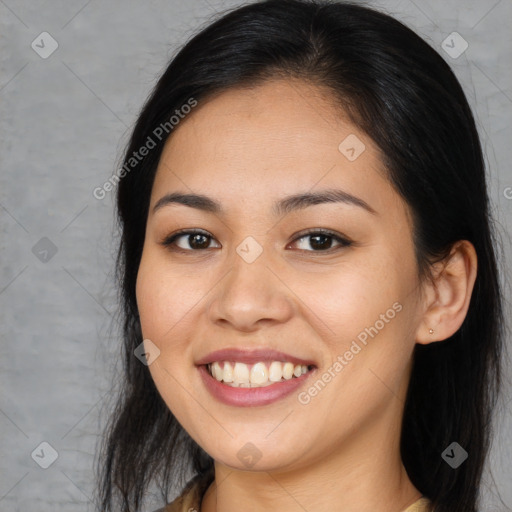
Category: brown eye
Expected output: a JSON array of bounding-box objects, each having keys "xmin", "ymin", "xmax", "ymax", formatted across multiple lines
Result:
[
  {"xmin": 290, "ymin": 229, "xmax": 353, "ymax": 252},
  {"xmin": 161, "ymin": 228, "xmax": 352, "ymax": 254},
  {"xmin": 162, "ymin": 230, "xmax": 220, "ymax": 251}
]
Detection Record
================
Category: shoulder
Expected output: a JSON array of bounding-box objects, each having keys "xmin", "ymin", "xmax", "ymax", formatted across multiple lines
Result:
[
  {"xmin": 153, "ymin": 469, "xmax": 215, "ymax": 512},
  {"xmin": 402, "ymin": 497, "xmax": 433, "ymax": 512}
]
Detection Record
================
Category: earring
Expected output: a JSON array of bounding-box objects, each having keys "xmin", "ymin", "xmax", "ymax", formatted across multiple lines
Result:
[{"xmin": 429, "ymin": 328, "xmax": 434, "ymax": 334}]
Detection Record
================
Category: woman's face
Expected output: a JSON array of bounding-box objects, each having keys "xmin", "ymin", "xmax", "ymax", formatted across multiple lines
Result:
[{"xmin": 136, "ymin": 79, "xmax": 426, "ymax": 473}]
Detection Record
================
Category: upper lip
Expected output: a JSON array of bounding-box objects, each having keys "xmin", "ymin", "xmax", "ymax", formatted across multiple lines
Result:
[{"xmin": 195, "ymin": 348, "xmax": 317, "ymax": 367}]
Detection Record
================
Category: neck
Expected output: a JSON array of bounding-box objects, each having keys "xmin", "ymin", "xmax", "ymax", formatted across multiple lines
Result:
[{"xmin": 201, "ymin": 405, "xmax": 422, "ymax": 512}]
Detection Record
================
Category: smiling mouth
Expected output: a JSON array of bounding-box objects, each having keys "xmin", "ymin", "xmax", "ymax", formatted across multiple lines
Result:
[{"xmin": 206, "ymin": 360, "xmax": 316, "ymax": 388}]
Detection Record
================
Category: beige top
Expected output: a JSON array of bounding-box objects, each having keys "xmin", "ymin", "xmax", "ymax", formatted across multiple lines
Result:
[{"xmin": 155, "ymin": 471, "xmax": 433, "ymax": 512}]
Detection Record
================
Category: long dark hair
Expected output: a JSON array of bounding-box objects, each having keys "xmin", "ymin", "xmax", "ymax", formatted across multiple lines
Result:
[{"xmin": 95, "ymin": 1, "xmax": 505, "ymax": 511}]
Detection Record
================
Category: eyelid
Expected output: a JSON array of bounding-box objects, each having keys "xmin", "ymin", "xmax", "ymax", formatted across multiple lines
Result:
[{"xmin": 160, "ymin": 228, "xmax": 353, "ymax": 252}]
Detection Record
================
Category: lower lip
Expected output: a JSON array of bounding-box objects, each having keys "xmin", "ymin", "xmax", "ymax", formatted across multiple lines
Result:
[{"xmin": 198, "ymin": 365, "xmax": 315, "ymax": 407}]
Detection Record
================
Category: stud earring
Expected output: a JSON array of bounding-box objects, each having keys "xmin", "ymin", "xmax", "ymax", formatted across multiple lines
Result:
[{"xmin": 429, "ymin": 328, "xmax": 434, "ymax": 334}]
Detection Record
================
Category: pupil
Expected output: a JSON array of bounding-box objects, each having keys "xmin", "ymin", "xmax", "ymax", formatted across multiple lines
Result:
[
  {"xmin": 186, "ymin": 234, "xmax": 333, "ymax": 250},
  {"xmin": 310, "ymin": 235, "xmax": 331, "ymax": 250},
  {"xmin": 190, "ymin": 234, "xmax": 209, "ymax": 249}
]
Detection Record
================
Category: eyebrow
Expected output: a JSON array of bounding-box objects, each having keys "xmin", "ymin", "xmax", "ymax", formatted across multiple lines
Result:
[{"xmin": 152, "ymin": 188, "xmax": 377, "ymax": 217}]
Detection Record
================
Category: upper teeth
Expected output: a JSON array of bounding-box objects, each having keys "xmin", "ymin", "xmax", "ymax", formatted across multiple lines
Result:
[{"xmin": 207, "ymin": 361, "xmax": 310, "ymax": 387}]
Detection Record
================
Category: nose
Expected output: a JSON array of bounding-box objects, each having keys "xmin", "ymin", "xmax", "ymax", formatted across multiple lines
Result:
[{"xmin": 206, "ymin": 244, "xmax": 295, "ymax": 332}]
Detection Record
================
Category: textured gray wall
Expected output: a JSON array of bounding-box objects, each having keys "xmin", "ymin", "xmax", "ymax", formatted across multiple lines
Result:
[{"xmin": 1, "ymin": 1, "xmax": 511, "ymax": 511}]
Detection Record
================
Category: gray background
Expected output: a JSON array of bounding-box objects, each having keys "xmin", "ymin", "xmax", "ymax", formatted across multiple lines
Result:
[{"xmin": 1, "ymin": 0, "xmax": 511, "ymax": 511}]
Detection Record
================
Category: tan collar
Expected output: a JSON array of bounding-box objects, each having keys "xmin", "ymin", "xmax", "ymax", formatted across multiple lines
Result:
[{"xmin": 158, "ymin": 472, "xmax": 432, "ymax": 512}]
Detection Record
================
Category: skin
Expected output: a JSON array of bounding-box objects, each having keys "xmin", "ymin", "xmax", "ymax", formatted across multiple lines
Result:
[{"xmin": 135, "ymin": 78, "xmax": 477, "ymax": 512}]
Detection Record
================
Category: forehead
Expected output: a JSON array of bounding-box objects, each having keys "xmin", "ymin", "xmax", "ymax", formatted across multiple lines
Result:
[
  {"xmin": 160, "ymin": 79, "xmax": 360, "ymax": 165},
  {"xmin": 150, "ymin": 79, "xmax": 400, "ymax": 220}
]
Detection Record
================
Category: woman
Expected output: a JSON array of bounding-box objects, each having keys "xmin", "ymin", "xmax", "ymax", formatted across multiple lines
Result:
[{"xmin": 96, "ymin": 1, "xmax": 504, "ymax": 511}]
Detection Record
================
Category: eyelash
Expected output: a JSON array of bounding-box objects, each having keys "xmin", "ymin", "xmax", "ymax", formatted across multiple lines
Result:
[{"xmin": 160, "ymin": 228, "xmax": 353, "ymax": 254}]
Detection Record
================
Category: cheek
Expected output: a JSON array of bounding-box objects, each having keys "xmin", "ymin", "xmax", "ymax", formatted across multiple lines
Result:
[
  {"xmin": 300, "ymin": 259, "xmax": 404, "ymax": 338},
  {"xmin": 300, "ymin": 253, "xmax": 418, "ymax": 391},
  {"xmin": 135, "ymin": 253, "xmax": 200, "ymax": 343},
  {"xmin": 135, "ymin": 256, "xmax": 200, "ymax": 422},
  {"xmin": 135, "ymin": 263, "xmax": 166, "ymax": 340}
]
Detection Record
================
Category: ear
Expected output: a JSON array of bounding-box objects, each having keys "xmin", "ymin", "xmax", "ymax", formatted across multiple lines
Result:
[{"xmin": 415, "ymin": 240, "xmax": 477, "ymax": 344}]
